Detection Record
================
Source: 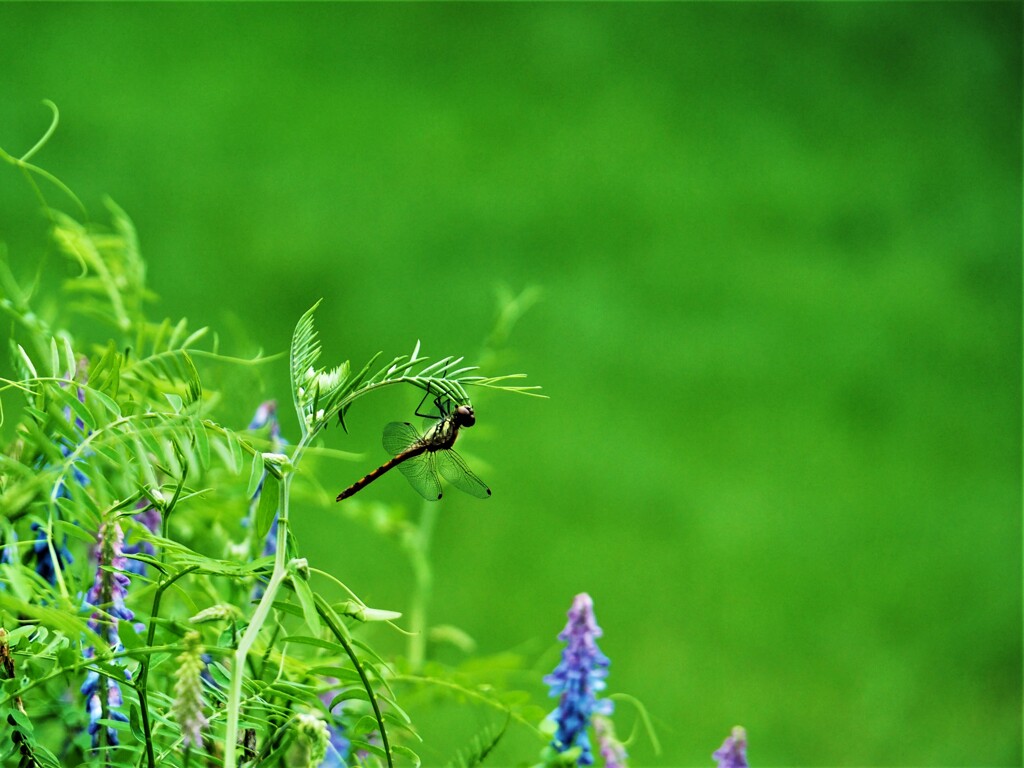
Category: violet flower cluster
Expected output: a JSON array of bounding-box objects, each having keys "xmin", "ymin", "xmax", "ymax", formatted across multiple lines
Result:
[
  {"xmin": 81, "ymin": 520, "xmax": 134, "ymax": 748},
  {"xmin": 544, "ymin": 592, "xmax": 615, "ymax": 766},
  {"xmin": 713, "ymin": 726, "xmax": 749, "ymax": 768}
]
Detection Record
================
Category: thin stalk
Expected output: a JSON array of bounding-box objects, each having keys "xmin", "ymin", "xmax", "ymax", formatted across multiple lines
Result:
[
  {"xmin": 406, "ymin": 501, "xmax": 438, "ymax": 672},
  {"xmin": 136, "ymin": 565, "xmax": 199, "ymax": 768},
  {"xmin": 315, "ymin": 596, "xmax": 394, "ymax": 768},
  {"xmin": 222, "ymin": 439, "xmax": 305, "ymax": 768}
]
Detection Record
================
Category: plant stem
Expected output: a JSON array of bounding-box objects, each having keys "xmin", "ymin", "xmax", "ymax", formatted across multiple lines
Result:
[
  {"xmin": 222, "ymin": 440, "xmax": 304, "ymax": 768},
  {"xmin": 136, "ymin": 565, "xmax": 199, "ymax": 768},
  {"xmin": 407, "ymin": 501, "xmax": 437, "ymax": 672}
]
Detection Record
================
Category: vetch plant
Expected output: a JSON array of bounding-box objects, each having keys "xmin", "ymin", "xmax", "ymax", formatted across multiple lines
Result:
[{"xmin": 0, "ymin": 104, "xmax": 681, "ymax": 768}]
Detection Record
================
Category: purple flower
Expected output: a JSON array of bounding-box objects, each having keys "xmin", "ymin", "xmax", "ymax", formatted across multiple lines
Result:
[
  {"xmin": 81, "ymin": 521, "xmax": 134, "ymax": 748},
  {"xmin": 544, "ymin": 593, "xmax": 613, "ymax": 766},
  {"xmin": 713, "ymin": 726, "xmax": 748, "ymax": 768},
  {"xmin": 81, "ymin": 666, "xmax": 130, "ymax": 748},
  {"xmin": 86, "ymin": 522, "xmax": 135, "ymax": 630}
]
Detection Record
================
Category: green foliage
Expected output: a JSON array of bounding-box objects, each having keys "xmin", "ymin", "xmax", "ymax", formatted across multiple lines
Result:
[
  {"xmin": 0, "ymin": 121, "xmax": 575, "ymax": 768},
  {"xmin": 291, "ymin": 299, "xmax": 542, "ymax": 439}
]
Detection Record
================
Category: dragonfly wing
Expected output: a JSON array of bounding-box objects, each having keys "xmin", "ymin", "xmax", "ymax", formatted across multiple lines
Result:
[
  {"xmin": 382, "ymin": 422, "xmax": 421, "ymax": 457},
  {"xmin": 397, "ymin": 454, "xmax": 443, "ymax": 501},
  {"xmin": 435, "ymin": 449, "xmax": 491, "ymax": 499}
]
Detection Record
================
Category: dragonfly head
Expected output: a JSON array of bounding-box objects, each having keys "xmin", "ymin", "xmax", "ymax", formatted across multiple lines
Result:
[{"xmin": 454, "ymin": 404, "xmax": 476, "ymax": 428}]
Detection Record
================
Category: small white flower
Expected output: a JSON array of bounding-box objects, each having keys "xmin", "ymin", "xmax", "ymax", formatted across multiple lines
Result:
[{"xmin": 295, "ymin": 712, "xmax": 330, "ymax": 766}]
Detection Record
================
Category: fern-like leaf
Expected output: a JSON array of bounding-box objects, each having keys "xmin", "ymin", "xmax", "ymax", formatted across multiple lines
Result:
[{"xmin": 445, "ymin": 715, "xmax": 510, "ymax": 768}]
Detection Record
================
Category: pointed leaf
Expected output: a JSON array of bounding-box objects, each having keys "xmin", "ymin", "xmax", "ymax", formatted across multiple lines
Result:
[
  {"xmin": 226, "ymin": 428, "xmax": 244, "ymax": 473},
  {"xmin": 246, "ymin": 452, "xmax": 265, "ymax": 498},
  {"xmin": 291, "ymin": 575, "xmax": 322, "ymax": 636},
  {"xmin": 192, "ymin": 417, "xmax": 210, "ymax": 469},
  {"xmin": 129, "ymin": 702, "xmax": 144, "ymax": 741},
  {"xmin": 86, "ymin": 388, "xmax": 121, "ymax": 421},
  {"xmin": 53, "ymin": 387, "xmax": 93, "ymax": 432},
  {"xmin": 290, "ymin": 300, "xmax": 323, "ymax": 393},
  {"xmin": 256, "ymin": 472, "xmax": 279, "ymax": 540}
]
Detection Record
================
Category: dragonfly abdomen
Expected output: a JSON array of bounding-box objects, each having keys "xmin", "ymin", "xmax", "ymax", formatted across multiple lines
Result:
[{"xmin": 335, "ymin": 444, "xmax": 428, "ymax": 501}]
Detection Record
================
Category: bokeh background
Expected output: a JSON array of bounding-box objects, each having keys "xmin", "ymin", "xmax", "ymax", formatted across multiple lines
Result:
[{"xmin": 0, "ymin": 4, "xmax": 1020, "ymax": 766}]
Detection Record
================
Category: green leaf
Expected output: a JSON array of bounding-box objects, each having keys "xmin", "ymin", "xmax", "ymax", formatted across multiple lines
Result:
[
  {"xmin": 290, "ymin": 300, "xmax": 323, "ymax": 386},
  {"xmin": 226, "ymin": 428, "xmax": 243, "ymax": 473},
  {"xmin": 53, "ymin": 386, "xmax": 93, "ymax": 432},
  {"xmin": 90, "ymin": 341, "xmax": 122, "ymax": 398},
  {"xmin": 50, "ymin": 520, "xmax": 96, "ymax": 545},
  {"xmin": 7, "ymin": 707, "xmax": 32, "ymax": 733},
  {"xmin": 192, "ymin": 416, "xmax": 210, "ymax": 469},
  {"xmin": 14, "ymin": 343, "xmax": 37, "ymax": 380},
  {"xmin": 118, "ymin": 622, "xmax": 144, "ymax": 650},
  {"xmin": 0, "ymin": 593, "xmax": 95, "ymax": 641},
  {"xmin": 48, "ymin": 336, "xmax": 61, "ymax": 378},
  {"xmin": 256, "ymin": 472, "xmax": 279, "ymax": 540},
  {"xmin": 85, "ymin": 387, "xmax": 121, "ymax": 421},
  {"xmin": 246, "ymin": 451, "xmax": 265, "ymax": 498},
  {"xmin": 129, "ymin": 703, "xmax": 144, "ymax": 741},
  {"xmin": 166, "ymin": 317, "xmax": 189, "ymax": 351},
  {"xmin": 390, "ymin": 745, "xmax": 421, "ymax": 767},
  {"xmin": 281, "ymin": 635, "xmax": 338, "ymax": 652},
  {"xmin": 291, "ymin": 572, "xmax": 321, "ymax": 636}
]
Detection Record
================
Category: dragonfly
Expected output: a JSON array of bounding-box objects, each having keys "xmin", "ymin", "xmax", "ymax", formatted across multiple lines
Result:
[{"xmin": 336, "ymin": 395, "xmax": 491, "ymax": 502}]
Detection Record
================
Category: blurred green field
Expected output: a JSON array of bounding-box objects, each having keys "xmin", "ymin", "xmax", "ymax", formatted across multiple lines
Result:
[{"xmin": 0, "ymin": 4, "xmax": 1020, "ymax": 766}]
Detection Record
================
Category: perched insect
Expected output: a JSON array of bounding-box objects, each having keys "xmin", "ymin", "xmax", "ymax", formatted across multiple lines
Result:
[{"xmin": 336, "ymin": 395, "xmax": 490, "ymax": 502}]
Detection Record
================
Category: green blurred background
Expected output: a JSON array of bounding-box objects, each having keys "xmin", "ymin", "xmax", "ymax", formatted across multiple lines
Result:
[{"xmin": 0, "ymin": 3, "xmax": 1020, "ymax": 766}]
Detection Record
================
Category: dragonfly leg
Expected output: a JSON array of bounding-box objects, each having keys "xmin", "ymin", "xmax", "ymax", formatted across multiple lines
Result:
[{"xmin": 414, "ymin": 388, "xmax": 441, "ymax": 420}]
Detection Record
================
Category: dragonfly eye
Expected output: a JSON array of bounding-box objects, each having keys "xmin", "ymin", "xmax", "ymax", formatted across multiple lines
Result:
[{"xmin": 455, "ymin": 405, "xmax": 476, "ymax": 427}]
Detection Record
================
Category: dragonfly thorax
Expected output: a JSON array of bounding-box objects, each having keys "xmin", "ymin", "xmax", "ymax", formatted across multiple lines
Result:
[{"xmin": 423, "ymin": 405, "xmax": 475, "ymax": 452}]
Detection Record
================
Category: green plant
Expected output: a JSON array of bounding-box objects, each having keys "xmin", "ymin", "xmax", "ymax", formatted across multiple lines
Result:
[{"xmin": 0, "ymin": 104, "xmax": 656, "ymax": 768}]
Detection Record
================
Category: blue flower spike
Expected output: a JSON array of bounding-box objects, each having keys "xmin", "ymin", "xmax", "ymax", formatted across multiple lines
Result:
[{"xmin": 544, "ymin": 592, "xmax": 613, "ymax": 766}]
